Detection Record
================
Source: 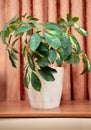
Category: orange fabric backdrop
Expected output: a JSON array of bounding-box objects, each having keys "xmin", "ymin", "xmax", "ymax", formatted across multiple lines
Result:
[{"xmin": 0, "ymin": 0, "xmax": 91, "ymax": 101}]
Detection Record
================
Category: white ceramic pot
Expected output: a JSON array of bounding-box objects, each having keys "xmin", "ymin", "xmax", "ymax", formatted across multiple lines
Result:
[{"xmin": 27, "ymin": 67, "xmax": 64, "ymax": 109}]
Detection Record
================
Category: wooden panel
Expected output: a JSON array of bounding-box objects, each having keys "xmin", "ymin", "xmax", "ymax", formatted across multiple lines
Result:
[
  {"xmin": 5, "ymin": 0, "xmax": 20, "ymax": 101},
  {"xmin": 60, "ymin": 0, "xmax": 71, "ymax": 101},
  {"xmin": 86, "ymin": 0, "xmax": 91, "ymax": 100},
  {"xmin": 71, "ymin": 0, "xmax": 86, "ymax": 100},
  {"xmin": 0, "ymin": 101, "xmax": 91, "ymax": 117},
  {"xmin": 0, "ymin": 0, "xmax": 7, "ymax": 101}
]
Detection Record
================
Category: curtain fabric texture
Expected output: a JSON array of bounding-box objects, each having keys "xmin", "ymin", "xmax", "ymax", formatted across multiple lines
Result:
[{"xmin": 0, "ymin": 0, "xmax": 91, "ymax": 101}]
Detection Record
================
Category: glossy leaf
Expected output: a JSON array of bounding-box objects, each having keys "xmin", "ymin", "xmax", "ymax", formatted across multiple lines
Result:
[
  {"xmin": 45, "ymin": 67, "xmax": 57, "ymax": 74},
  {"xmin": 44, "ymin": 22, "xmax": 61, "ymax": 32},
  {"xmin": 38, "ymin": 67, "xmax": 55, "ymax": 81},
  {"xmin": 1, "ymin": 31, "xmax": 6, "ymax": 43},
  {"xmin": 69, "ymin": 35, "xmax": 81, "ymax": 54},
  {"xmin": 38, "ymin": 58, "xmax": 50, "ymax": 67},
  {"xmin": 31, "ymin": 71, "xmax": 41, "ymax": 91},
  {"xmin": 61, "ymin": 34, "xmax": 69, "ymax": 48},
  {"xmin": 12, "ymin": 48, "xmax": 18, "ymax": 53},
  {"xmin": 46, "ymin": 29, "xmax": 61, "ymax": 38},
  {"xmin": 44, "ymin": 33, "xmax": 61, "ymax": 48},
  {"xmin": 81, "ymin": 54, "xmax": 91, "ymax": 74},
  {"xmin": 74, "ymin": 23, "xmax": 88, "ymax": 37},
  {"xmin": 9, "ymin": 16, "xmax": 17, "ymax": 24},
  {"xmin": 15, "ymin": 25, "xmax": 31, "ymax": 35},
  {"xmin": 23, "ymin": 46, "xmax": 28, "ymax": 56},
  {"xmin": 72, "ymin": 17, "xmax": 79, "ymax": 22},
  {"xmin": 27, "ymin": 52, "xmax": 35, "ymax": 70},
  {"xmin": 66, "ymin": 53, "xmax": 80, "ymax": 64},
  {"xmin": 30, "ymin": 33, "xmax": 41, "ymax": 51},
  {"xmin": 59, "ymin": 38, "xmax": 72, "ymax": 60},
  {"xmin": 24, "ymin": 67, "xmax": 30, "ymax": 88},
  {"xmin": 58, "ymin": 18, "xmax": 65, "ymax": 23},
  {"xmin": 38, "ymin": 68, "xmax": 55, "ymax": 81},
  {"xmin": 12, "ymin": 38, "xmax": 19, "ymax": 47},
  {"xmin": 11, "ymin": 51, "xmax": 18, "ymax": 61},
  {"xmin": 9, "ymin": 53, "xmax": 17, "ymax": 68},
  {"xmin": 49, "ymin": 49, "xmax": 56, "ymax": 63}
]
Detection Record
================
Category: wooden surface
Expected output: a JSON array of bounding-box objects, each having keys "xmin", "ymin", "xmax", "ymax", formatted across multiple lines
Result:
[{"xmin": 0, "ymin": 101, "xmax": 91, "ymax": 118}]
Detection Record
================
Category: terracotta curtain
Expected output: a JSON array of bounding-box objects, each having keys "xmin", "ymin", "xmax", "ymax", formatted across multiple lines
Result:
[{"xmin": 0, "ymin": 0, "xmax": 91, "ymax": 101}]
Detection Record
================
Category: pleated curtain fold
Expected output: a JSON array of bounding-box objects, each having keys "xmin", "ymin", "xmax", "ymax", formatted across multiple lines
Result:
[{"xmin": 0, "ymin": 0, "xmax": 91, "ymax": 101}]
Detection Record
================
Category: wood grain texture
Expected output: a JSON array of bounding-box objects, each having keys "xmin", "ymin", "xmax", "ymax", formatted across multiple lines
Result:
[
  {"xmin": 5, "ymin": 0, "xmax": 20, "ymax": 101},
  {"xmin": 71, "ymin": 0, "xmax": 86, "ymax": 100},
  {"xmin": 60, "ymin": 0, "xmax": 71, "ymax": 101},
  {"xmin": 0, "ymin": 101, "xmax": 91, "ymax": 117},
  {"xmin": 86, "ymin": 0, "xmax": 91, "ymax": 100}
]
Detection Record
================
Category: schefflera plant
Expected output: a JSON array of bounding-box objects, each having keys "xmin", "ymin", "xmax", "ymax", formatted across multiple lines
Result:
[{"xmin": 0, "ymin": 14, "xmax": 91, "ymax": 91}]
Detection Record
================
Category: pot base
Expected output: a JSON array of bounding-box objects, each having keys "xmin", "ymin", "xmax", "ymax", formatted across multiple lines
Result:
[{"xmin": 27, "ymin": 67, "xmax": 64, "ymax": 109}]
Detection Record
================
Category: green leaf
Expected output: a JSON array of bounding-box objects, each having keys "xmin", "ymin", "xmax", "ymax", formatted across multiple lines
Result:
[
  {"xmin": 67, "ymin": 14, "xmax": 71, "ymax": 21},
  {"xmin": 24, "ymin": 67, "xmax": 30, "ymax": 88},
  {"xmin": 66, "ymin": 53, "xmax": 80, "ymax": 64},
  {"xmin": 12, "ymin": 38, "xmax": 19, "ymax": 47},
  {"xmin": 67, "ymin": 21, "xmax": 74, "ymax": 26},
  {"xmin": 29, "ymin": 19, "xmax": 37, "ymax": 24},
  {"xmin": 23, "ymin": 46, "xmax": 28, "ymax": 56},
  {"xmin": 1, "ymin": 31, "xmax": 6, "ymax": 43},
  {"xmin": 72, "ymin": 17, "xmax": 79, "ymax": 22},
  {"xmin": 9, "ymin": 16, "xmax": 17, "ymax": 24},
  {"xmin": 45, "ymin": 67, "xmax": 57, "ymax": 74},
  {"xmin": 8, "ymin": 35, "xmax": 12, "ymax": 44},
  {"xmin": 12, "ymin": 48, "xmax": 18, "ymax": 53},
  {"xmin": 37, "ymin": 42, "xmax": 48, "ymax": 52},
  {"xmin": 22, "ymin": 13, "xmax": 27, "ymax": 18},
  {"xmin": 49, "ymin": 48, "xmax": 56, "ymax": 63},
  {"xmin": 56, "ymin": 52, "xmax": 63, "ymax": 66},
  {"xmin": 61, "ymin": 34, "xmax": 69, "ymax": 48},
  {"xmin": 56, "ymin": 58, "xmax": 63, "ymax": 66},
  {"xmin": 11, "ymin": 51, "xmax": 18, "ymax": 61},
  {"xmin": 59, "ymin": 38, "xmax": 72, "ymax": 60},
  {"xmin": 44, "ymin": 33, "xmax": 61, "ymax": 48},
  {"xmin": 31, "ymin": 71, "xmax": 41, "ymax": 91},
  {"xmin": 44, "ymin": 22, "xmax": 61, "ymax": 32},
  {"xmin": 10, "ymin": 25, "xmax": 18, "ymax": 30},
  {"xmin": 58, "ymin": 18, "xmax": 65, "ymax": 23},
  {"xmin": 15, "ymin": 25, "xmax": 31, "ymax": 35},
  {"xmin": 69, "ymin": 35, "xmax": 81, "ymax": 54},
  {"xmin": 38, "ymin": 68, "xmax": 55, "ymax": 81},
  {"xmin": 46, "ymin": 29, "xmax": 61, "ymax": 37},
  {"xmin": 30, "ymin": 33, "xmax": 41, "ymax": 51},
  {"xmin": 38, "ymin": 58, "xmax": 50, "ymax": 67},
  {"xmin": 36, "ymin": 43, "xmax": 49, "ymax": 57},
  {"xmin": 74, "ymin": 23, "xmax": 88, "ymax": 37},
  {"xmin": 81, "ymin": 54, "xmax": 91, "ymax": 74},
  {"xmin": 27, "ymin": 52, "xmax": 35, "ymax": 70},
  {"xmin": 9, "ymin": 53, "xmax": 17, "ymax": 68}
]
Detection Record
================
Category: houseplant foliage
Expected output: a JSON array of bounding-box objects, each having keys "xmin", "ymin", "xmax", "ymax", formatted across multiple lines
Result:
[{"xmin": 0, "ymin": 14, "xmax": 91, "ymax": 91}]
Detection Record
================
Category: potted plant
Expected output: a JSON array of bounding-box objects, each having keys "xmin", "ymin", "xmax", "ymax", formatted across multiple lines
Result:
[{"xmin": 0, "ymin": 14, "xmax": 91, "ymax": 109}]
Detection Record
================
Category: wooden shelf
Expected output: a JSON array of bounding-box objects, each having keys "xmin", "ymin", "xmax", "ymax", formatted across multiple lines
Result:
[{"xmin": 0, "ymin": 101, "xmax": 91, "ymax": 118}]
